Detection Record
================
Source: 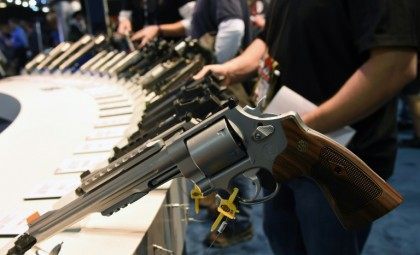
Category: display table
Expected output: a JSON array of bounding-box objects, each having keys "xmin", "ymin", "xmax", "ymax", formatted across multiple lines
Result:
[{"xmin": 0, "ymin": 74, "xmax": 187, "ymax": 254}]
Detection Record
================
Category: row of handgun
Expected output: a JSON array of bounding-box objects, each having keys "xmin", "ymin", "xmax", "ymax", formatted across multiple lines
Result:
[{"xmin": 23, "ymin": 34, "xmax": 235, "ymax": 164}]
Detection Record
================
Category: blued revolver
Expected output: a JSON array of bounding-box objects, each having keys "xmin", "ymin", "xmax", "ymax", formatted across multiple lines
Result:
[{"xmin": 5, "ymin": 101, "xmax": 402, "ymax": 255}]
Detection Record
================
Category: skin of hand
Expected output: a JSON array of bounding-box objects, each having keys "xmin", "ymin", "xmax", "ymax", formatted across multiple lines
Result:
[
  {"xmin": 250, "ymin": 15, "xmax": 266, "ymax": 29},
  {"xmin": 302, "ymin": 48, "xmax": 417, "ymax": 133},
  {"xmin": 131, "ymin": 25, "xmax": 159, "ymax": 47},
  {"xmin": 117, "ymin": 18, "xmax": 132, "ymax": 34},
  {"xmin": 193, "ymin": 63, "xmax": 233, "ymax": 86},
  {"xmin": 193, "ymin": 39, "xmax": 267, "ymax": 85}
]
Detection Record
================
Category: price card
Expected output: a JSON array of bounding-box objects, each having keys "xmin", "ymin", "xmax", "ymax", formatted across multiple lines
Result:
[
  {"xmin": 86, "ymin": 126, "xmax": 127, "ymax": 140},
  {"xmin": 96, "ymin": 97, "xmax": 129, "ymax": 105},
  {"xmin": 99, "ymin": 107, "xmax": 133, "ymax": 118},
  {"xmin": 99, "ymin": 102, "xmax": 132, "ymax": 110},
  {"xmin": 82, "ymin": 86, "xmax": 124, "ymax": 99},
  {"xmin": 94, "ymin": 115, "xmax": 132, "ymax": 128},
  {"xmin": 74, "ymin": 138, "xmax": 121, "ymax": 154},
  {"xmin": 91, "ymin": 92, "xmax": 124, "ymax": 100},
  {"xmin": 55, "ymin": 154, "xmax": 109, "ymax": 174},
  {"xmin": 0, "ymin": 210, "xmax": 31, "ymax": 236},
  {"xmin": 23, "ymin": 178, "xmax": 80, "ymax": 200},
  {"xmin": 81, "ymin": 86, "xmax": 119, "ymax": 93}
]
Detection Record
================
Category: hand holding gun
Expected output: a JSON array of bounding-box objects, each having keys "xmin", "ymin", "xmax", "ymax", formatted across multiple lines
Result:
[{"xmin": 5, "ymin": 100, "xmax": 402, "ymax": 255}]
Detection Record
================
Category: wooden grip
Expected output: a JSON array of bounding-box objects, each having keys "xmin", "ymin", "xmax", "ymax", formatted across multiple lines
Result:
[{"xmin": 273, "ymin": 112, "xmax": 403, "ymax": 229}]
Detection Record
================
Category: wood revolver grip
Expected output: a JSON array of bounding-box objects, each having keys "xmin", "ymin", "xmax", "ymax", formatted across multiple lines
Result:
[{"xmin": 272, "ymin": 112, "xmax": 403, "ymax": 229}]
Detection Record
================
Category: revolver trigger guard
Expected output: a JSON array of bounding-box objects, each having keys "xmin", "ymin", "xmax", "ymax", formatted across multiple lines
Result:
[
  {"xmin": 238, "ymin": 170, "xmax": 280, "ymax": 205},
  {"xmin": 238, "ymin": 182, "xmax": 280, "ymax": 205}
]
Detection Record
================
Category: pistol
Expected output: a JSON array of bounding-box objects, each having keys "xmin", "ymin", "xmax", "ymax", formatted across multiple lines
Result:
[
  {"xmin": 97, "ymin": 51, "xmax": 128, "ymax": 75},
  {"xmin": 47, "ymin": 35, "xmax": 93, "ymax": 71},
  {"xmin": 111, "ymin": 81, "xmax": 229, "ymax": 161},
  {"xmin": 5, "ymin": 100, "xmax": 402, "ymax": 255},
  {"xmin": 23, "ymin": 53, "xmax": 46, "ymax": 73},
  {"xmin": 35, "ymin": 42, "xmax": 72, "ymax": 72},
  {"xmin": 107, "ymin": 50, "xmax": 143, "ymax": 77},
  {"xmin": 58, "ymin": 35, "xmax": 107, "ymax": 72}
]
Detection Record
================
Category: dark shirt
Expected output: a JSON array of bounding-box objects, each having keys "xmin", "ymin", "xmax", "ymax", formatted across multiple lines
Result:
[
  {"xmin": 121, "ymin": 0, "xmax": 193, "ymax": 30},
  {"xmin": 191, "ymin": 0, "xmax": 251, "ymax": 47},
  {"xmin": 259, "ymin": 0, "xmax": 417, "ymax": 178},
  {"xmin": 403, "ymin": 0, "xmax": 420, "ymax": 94}
]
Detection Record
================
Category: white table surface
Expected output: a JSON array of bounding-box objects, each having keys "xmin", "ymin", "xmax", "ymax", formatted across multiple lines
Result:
[{"xmin": 0, "ymin": 75, "xmax": 169, "ymax": 254}]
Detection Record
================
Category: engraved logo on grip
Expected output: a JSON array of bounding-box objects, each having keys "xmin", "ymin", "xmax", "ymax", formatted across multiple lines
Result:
[{"xmin": 297, "ymin": 139, "xmax": 308, "ymax": 153}]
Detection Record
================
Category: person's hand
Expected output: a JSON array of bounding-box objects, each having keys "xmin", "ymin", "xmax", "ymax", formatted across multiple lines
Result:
[
  {"xmin": 131, "ymin": 25, "xmax": 159, "ymax": 47},
  {"xmin": 193, "ymin": 64, "xmax": 232, "ymax": 86},
  {"xmin": 117, "ymin": 18, "xmax": 132, "ymax": 34},
  {"xmin": 250, "ymin": 15, "xmax": 266, "ymax": 29}
]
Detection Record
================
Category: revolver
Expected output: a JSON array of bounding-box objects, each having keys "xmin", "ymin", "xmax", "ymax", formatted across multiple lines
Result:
[{"xmin": 5, "ymin": 101, "xmax": 402, "ymax": 255}]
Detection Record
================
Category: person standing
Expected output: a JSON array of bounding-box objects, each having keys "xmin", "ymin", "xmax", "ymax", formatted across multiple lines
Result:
[
  {"xmin": 194, "ymin": 0, "xmax": 418, "ymax": 254},
  {"xmin": 6, "ymin": 19, "xmax": 29, "ymax": 74},
  {"xmin": 117, "ymin": 0, "xmax": 195, "ymax": 41}
]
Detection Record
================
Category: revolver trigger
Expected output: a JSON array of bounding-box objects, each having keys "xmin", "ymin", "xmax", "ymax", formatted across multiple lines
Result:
[
  {"xmin": 215, "ymin": 194, "xmax": 222, "ymax": 207},
  {"xmin": 242, "ymin": 169, "xmax": 262, "ymax": 201}
]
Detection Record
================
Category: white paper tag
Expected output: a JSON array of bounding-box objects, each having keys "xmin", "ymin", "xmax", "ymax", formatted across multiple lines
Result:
[
  {"xmin": 94, "ymin": 115, "xmax": 132, "ymax": 128},
  {"xmin": 55, "ymin": 154, "xmax": 109, "ymax": 174},
  {"xmin": 23, "ymin": 178, "xmax": 80, "ymax": 200},
  {"xmin": 99, "ymin": 102, "xmax": 132, "ymax": 111},
  {"xmin": 99, "ymin": 107, "xmax": 133, "ymax": 118},
  {"xmin": 0, "ymin": 210, "xmax": 31, "ymax": 236},
  {"xmin": 74, "ymin": 138, "xmax": 121, "ymax": 154},
  {"xmin": 86, "ymin": 126, "xmax": 127, "ymax": 140}
]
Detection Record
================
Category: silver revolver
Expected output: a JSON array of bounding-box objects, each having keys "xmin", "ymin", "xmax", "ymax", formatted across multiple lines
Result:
[{"xmin": 5, "ymin": 100, "xmax": 403, "ymax": 254}]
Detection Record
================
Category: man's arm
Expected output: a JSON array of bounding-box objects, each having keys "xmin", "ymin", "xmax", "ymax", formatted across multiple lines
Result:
[
  {"xmin": 131, "ymin": 21, "xmax": 187, "ymax": 47},
  {"xmin": 194, "ymin": 38, "xmax": 267, "ymax": 84},
  {"xmin": 303, "ymin": 48, "xmax": 418, "ymax": 133},
  {"xmin": 131, "ymin": 1, "xmax": 195, "ymax": 47}
]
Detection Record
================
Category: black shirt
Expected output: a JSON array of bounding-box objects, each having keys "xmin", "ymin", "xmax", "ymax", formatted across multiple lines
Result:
[
  {"xmin": 260, "ymin": 0, "xmax": 417, "ymax": 178},
  {"xmin": 121, "ymin": 0, "xmax": 193, "ymax": 30},
  {"xmin": 403, "ymin": 0, "xmax": 420, "ymax": 94},
  {"xmin": 191, "ymin": 0, "xmax": 251, "ymax": 47}
]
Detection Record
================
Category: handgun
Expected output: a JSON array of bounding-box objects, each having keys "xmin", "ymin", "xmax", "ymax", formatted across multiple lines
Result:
[
  {"xmin": 154, "ymin": 55, "xmax": 205, "ymax": 93},
  {"xmin": 58, "ymin": 35, "xmax": 107, "ymax": 72},
  {"xmin": 78, "ymin": 50, "xmax": 108, "ymax": 73},
  {"xmin": 116, "ymin": 42, "xmax": 170, "ymax": 80},
  {"xmin": 107, "ymin": 50, "xmax": 143, "ymax": 77},
  {"xmin": 111, "ymin": 83, "xmax": 229, "ymax": 161},
  {"xmin": 140, "ymin": 85, "xmax": 225, "ymax": 130},
  {"xmin": 87, "ymin": 50, "xmax": 119, "ymax": 74},
  {"xmin": 23, "ymin": 53, "xmax": 46, "ymax": 73},
  {"xmin": 47, "ymin": 35, "xmax": 93, "ymax": 71},
  {"xmin": 97, "ymin": 51, "xmax": 127, "ymax": 75},
  {"xmin": 143, "ymin": 77, "xmax": 227, "ymax": 119},
  {"xmin": 5, "ymin": 100, "xmax": 402, "ymax": 255},
  {"xmin": 35, "ymin": 42, "xmax": 72, "ymax": 72}
]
